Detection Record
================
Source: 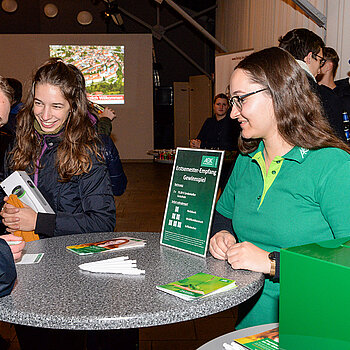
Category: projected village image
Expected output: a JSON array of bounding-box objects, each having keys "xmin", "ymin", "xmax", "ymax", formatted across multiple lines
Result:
[{"xmin": 50, "ymin": 45, "xmax": 124, "ymax": 104}]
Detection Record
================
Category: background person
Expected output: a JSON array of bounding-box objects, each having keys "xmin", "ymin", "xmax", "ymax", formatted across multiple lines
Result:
[
  {"xmin": 88, "ymin": 105, "xmax": 127, "ymax": 196},
  {"xmin": 3, "ymin": 78, "xmax": 23, "ymax": 136},
  {"xmin": 278, "ymin": 28, "xmax": 345, "ymax": 140},
  {"xmin": 334, "ymin": 76, "xmax": 350, "ymax": 115},
  {"xmin": 317, "ymin": 47, "xmax": 350, "ymax": 115},
  {"xmin": 317, "ymin": 47, "xmax": 339, "ymax": 90},
  {"xmin": 0, "ymin": 77, "xmax": 14, "ymax": 182},
  {"xmin": 96, "ymin": 106, "xmax": 116, "ymax": 134},
  {"xmin": 190, "ymin": 93, "xmax": 240, "ymax": 189},
  {"xmin": 0, "ymin": 77, "xmax": 12, "ymax": 129},
  {"xmin": 209, "ymin": 47, "xmax": 350, "ymax": 329},
  {"xmin": 0, "ymin": 77, "xmax": 25, "ymax": 348},
  {"xmin": 190, "ymin": 93, "xmax": 239, "ymax": 151}
]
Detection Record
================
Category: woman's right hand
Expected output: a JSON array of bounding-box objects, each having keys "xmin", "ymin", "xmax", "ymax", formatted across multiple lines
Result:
[
  {"xmin": 1, "ymin": 196, "xmax": 38, "ymax": 232},
  {"xmin": 190, "ymin": 139, "xmax": 201, "ymax": 148},
  {"xmin": 209, "ymin": 230, "xmax": 236, "ymax": 260}
]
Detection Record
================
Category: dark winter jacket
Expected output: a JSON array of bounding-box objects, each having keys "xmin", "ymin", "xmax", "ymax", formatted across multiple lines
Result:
[{"xmin": 3, "ymin": 132, "xmax": 116, "ymax": 238}]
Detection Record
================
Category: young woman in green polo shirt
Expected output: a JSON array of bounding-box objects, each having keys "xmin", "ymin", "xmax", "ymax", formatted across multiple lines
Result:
[{"xmin": 209, "ymin": 46, "xmax": 350, "ymax": 329}]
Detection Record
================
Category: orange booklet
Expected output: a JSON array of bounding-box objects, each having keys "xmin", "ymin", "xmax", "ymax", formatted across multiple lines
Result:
[{"xmin": 6, "ymin": 194, "xmax": 39, "ymax": 242}]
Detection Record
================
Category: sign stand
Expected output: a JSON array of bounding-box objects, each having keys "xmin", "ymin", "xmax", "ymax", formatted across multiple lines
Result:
[{"xmin": 160, "ymin": 148, "xmax": 224, "ymax": 257}]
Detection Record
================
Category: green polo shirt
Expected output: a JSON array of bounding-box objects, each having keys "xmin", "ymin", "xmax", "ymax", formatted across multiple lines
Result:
[{"xmin": 216, "ymin": 141, "xmax": 350, "ymax": 328}]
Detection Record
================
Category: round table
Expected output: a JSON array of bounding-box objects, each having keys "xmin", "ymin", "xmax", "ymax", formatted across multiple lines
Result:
[{"xmin": 0, "ymin": 232, "xmax": 264, "ymax": 330}]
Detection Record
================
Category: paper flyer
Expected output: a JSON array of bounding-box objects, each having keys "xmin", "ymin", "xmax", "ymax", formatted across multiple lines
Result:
[{"xmin": 66, "ymin": 237, "xmax": 146, "ymax": 255}]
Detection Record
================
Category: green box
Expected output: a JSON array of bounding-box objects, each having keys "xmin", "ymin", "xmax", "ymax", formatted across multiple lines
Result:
[{"xmin": 279, "ymin": 236, "xmax": 350, "ymax": 350}]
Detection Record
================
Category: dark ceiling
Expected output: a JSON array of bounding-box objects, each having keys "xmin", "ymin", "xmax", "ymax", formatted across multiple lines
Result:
[{"xmin": 176, "ymin": 0, "xmax": 217, "ymax": 12}]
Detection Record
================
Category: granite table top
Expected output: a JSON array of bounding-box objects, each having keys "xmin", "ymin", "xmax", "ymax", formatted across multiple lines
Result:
[{"xmin": 0, "ymin": 232, "xmax": 265, "ymax": 330}]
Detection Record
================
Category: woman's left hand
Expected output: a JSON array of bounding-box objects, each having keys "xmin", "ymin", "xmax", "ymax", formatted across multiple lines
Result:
[
  {"xmin": 1, "ymin": 199, "xmax": 37, "ymax": 232},
  {"xmin": 226, "ymin": 241, "xmax": 271, "ymax": 274}
]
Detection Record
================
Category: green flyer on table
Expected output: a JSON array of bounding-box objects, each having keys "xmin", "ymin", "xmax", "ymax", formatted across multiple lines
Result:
[{"xmin": 160, "ymin": 148, "xmax": 224, "ymax": 256}]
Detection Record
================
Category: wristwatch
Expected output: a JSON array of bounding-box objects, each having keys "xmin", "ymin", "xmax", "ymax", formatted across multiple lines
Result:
[{"xmin": 268, "ymin": 252, "xmax": 277, "ymax": 277}]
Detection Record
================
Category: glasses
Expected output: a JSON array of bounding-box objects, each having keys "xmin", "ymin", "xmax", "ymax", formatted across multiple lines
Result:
[
  {"xmin": 229, "ymin": 88, "xmax": 268, "ymax": 111},
  {"xmin": 312, "ymin": 53, "xmax": 326, "ymax": 68}
]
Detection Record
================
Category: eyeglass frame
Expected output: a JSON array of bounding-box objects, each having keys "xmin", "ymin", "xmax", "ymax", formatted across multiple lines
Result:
[
  {"xmin": 312, "ymin": 53, "xmax": 326, "ymax": 68},
  {"xmin": 229, "ymin": 88, "xmax": 269, "ymax": 111}
]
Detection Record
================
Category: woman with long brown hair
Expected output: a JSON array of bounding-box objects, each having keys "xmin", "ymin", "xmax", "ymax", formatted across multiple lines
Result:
[
  {"xmin": 1, "ymin": 58, "xmax": 116, "ymax": 238},
  {"xmin": 209, "ymin": 47, "xmax": 350, "ymax": 329}
]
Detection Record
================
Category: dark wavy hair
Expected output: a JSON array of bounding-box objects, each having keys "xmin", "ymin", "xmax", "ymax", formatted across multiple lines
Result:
[
  {"xmin": 278, "ymin": 28, "xmax": 324, "ymax": 60},
  {"xmin": 10, "ymin": 58, "xmax": 102, "ymax": 181},
  {"xmin": 235, "ymin": 47, "xmax": 350, "ymax": 154}
]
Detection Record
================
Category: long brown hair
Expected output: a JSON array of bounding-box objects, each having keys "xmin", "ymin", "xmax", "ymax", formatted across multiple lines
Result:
[
  {"xmin": 10, "ymin": 58, "xmax": 102, "ymax": 181},
  {"xmin": 235, "ymin": 47, "xmax": 350, "ymax": 154}
]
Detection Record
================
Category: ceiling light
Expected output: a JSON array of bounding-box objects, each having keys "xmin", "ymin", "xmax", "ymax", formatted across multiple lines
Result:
[
  {"xmin": 77, "ymin": 11, "xmax": 93, "ymax": 25},
  {"xmin": 44, "ymin": 3, "xmax": 58, "ymax": 18},
  {"xmin": 1, "ymin": 0, "xmax": 18, "ymax": 13}
]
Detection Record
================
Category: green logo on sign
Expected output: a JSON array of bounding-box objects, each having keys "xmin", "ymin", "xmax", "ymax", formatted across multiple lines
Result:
[{"xmin": 201, "ymin": 156, "xmax": 218, "ymax": 168}]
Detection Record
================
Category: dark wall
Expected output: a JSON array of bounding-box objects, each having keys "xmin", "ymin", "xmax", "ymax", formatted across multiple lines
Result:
[{"xmin": 0, "ymin": 0, "xmax": 215, "ymax": 86}]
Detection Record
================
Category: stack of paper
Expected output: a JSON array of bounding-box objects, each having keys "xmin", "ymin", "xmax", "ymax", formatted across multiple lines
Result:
[{"xmin": 79, "ymin": 256, "xmax": 145, "ymax": 275}]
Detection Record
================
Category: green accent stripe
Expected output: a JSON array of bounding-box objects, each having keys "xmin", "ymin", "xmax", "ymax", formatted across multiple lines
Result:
[{"xmin": 252, "ymin": 151, "xmax": 284, "ymax": 209}]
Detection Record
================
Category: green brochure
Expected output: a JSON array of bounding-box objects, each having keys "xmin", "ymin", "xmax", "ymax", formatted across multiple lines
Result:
[
  {"xmin": 233, "ymin": 327, "xmax": 279, "ymax": 350},
  {"xmin": 160, "ymin": 148, "xmax": 224, "ymax": 256},
  {"xmin": 156, "ymin": 272, "xmax": 237, "ymax": 301}
]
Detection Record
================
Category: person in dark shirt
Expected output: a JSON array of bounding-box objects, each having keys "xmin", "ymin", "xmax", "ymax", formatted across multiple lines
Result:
[
  {"xmin": 190, "ymin": 93, "xmax": 240, "ymax": 189},
  {"xmin": 335, "ymin": 77, "xmax": 350, "ymax": 115},
  {"xmin": 190, "ymin": 93, "xmax": 240, "ymax": 151},
  {"xmin": 279, "ymin": 28, "xmax": 345, "ymax": 140},
  {"xmin": 317, "ymin": 47, "xmax": 350, "ymax": 115}
]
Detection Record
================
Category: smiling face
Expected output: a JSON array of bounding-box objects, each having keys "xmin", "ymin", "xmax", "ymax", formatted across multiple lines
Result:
[
  {"xmin": 213, "ymin": 97, "xmax": 229, "ymax": 120},
  {"xmin": 33, "ymin": 83, "xmax": 71, "ymax": 132},
  {"xmin": 0, "ymin": 90, "xmax": 11, "ymax": 128},
  {"xmin": 230, "ymin": 69, "xmax": 278, "ymax": 141}
]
